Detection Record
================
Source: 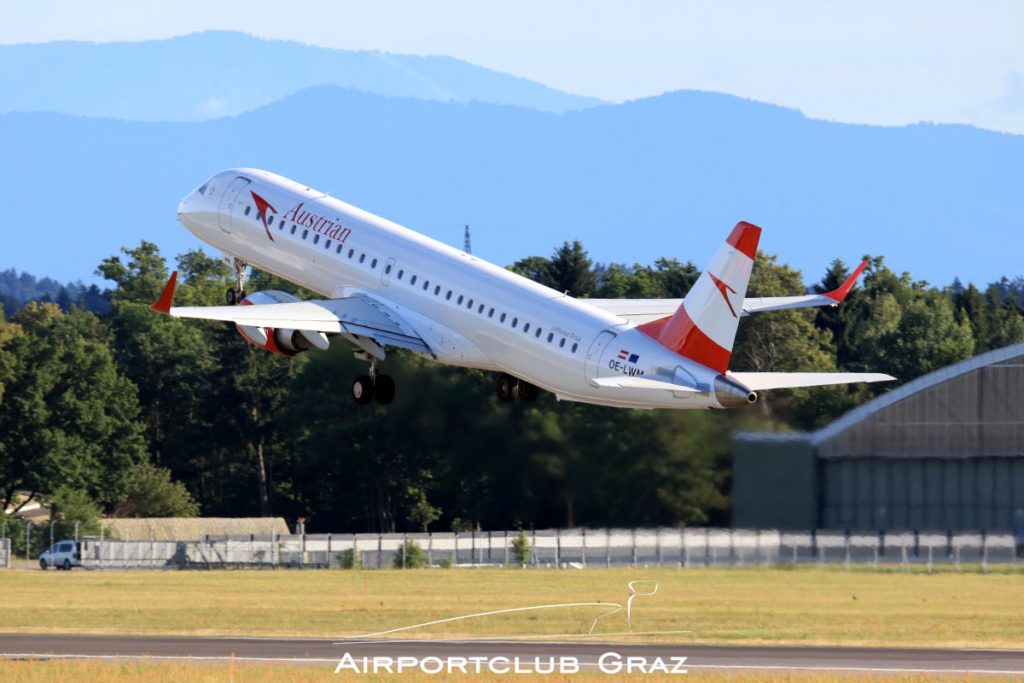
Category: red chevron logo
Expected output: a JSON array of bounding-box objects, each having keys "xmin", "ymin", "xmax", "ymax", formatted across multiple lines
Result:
[
  {"xmin": 709, "ymin": 272, "xmax": 738, "ymax": 318},
  {"xmin": 251, "ymin": 191, "xmax": 277, "ymax": 242}
]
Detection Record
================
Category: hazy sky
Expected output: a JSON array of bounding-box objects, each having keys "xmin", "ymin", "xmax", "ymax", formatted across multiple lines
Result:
[{"xmin": 3, "ymin": 0, "xmax": 1023, "ymax": 134}]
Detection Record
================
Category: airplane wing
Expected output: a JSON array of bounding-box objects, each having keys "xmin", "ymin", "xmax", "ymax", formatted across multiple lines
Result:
[
  {"xmin": 150, "ymin": 272, "xmax": 432, "ymax": 355},
  {"xmin": 592, "ymin": 376, "xmax": 699, "ymax": 392},
  {"xmin": 586, "ymin": 259, "xmax": 869, "ymax": 324},
  {"xmin": 728, "ymin": 371, "xmax": 894, "ymax": 390}
]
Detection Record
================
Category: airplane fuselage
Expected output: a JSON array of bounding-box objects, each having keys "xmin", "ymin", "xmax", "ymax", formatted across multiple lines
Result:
[{"xmin": 177, "ymin": 168, "xmax": 736, "ymax": 409}]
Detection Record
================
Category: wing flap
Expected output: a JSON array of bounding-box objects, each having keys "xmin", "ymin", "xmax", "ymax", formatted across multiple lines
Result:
[
  {"xmin": 729, "ymin": 371, "xmax": 894, "ymax": 391},
  {"xmin": 152, "ymin": 273, "xmax": 431, "ymax": 355}
]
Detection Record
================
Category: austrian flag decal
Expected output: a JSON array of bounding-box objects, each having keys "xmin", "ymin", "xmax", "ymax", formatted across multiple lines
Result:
[{"xmin": 251, "ymin": 191, "xmax": 277, "ymax": 242}]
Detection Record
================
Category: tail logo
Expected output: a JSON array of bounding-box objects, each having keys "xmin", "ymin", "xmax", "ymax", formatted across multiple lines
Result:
[
  {"xmin": 709, "ymin": 273, "xmax": 738, "ymax": 318},
  {"xmin": 251, "ymin": 191, "xmax": 277, "ymax": 242}
]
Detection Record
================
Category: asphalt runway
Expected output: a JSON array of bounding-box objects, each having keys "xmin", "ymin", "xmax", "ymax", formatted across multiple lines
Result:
[{"xmin": 2, "ymin": 633, "xmax": 1024, "ymax": 675}]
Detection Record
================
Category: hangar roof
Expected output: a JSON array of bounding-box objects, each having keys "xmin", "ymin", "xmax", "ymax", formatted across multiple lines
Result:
[
  {"xmin": 736, "ymin": 342, "xmax": 1024, "ymax": 458},
  {"xmin": 813, "ymin": 342, "xmax": 1024, "ymax": 457}
]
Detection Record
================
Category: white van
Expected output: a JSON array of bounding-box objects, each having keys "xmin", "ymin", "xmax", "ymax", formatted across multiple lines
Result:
[{"xmin": 39, "ymin": 540, "xmax": 82, "ymax": 570}]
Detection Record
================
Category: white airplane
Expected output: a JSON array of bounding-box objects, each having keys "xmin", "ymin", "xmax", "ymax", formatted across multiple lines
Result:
[{"xmin": 155, "ymin": 168, "xmax": 893, "ymax": 408}]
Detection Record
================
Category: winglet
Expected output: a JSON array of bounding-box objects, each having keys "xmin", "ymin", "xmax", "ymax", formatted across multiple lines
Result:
[
  {"xmin": 150, "ymin": 271, "xmax": 178, "ymax": 314},
  {"xmin": 824, "ymin": 259, "xmax": 868, "ymax": 302}
]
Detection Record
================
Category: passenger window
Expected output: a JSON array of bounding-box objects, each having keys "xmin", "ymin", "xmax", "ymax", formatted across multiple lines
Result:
[
  {"xmin": 325, "ymin": 240, "xmax": 331, "ymax": 249},
  {"xmin": 371, "ymin": 258, "xmax": 378, "ymax": 268},
  {"xmin": 547, "ymin": 332, "xmax": 554, "ymax": 343},
  {"xmin": 446, "ymin": 290, "xmax": 453, "ymax": 300},
  {"xmin": 278, "ymin": 222, "xmax": 283, "ymax": 231},
  {"xmin": 348, "ymin": 249, "xmax": 355, "ymax": 258},
  {"xmin": 571, "ymin": 343, "xmax": 579, "ymax": 353},
  {"xmin": 410, "ymin": 275, "xmax": 417, "ymax": 285},
  {"xmin": 500, "ymin": 312, "xmax": 506, "ymax": 322},
  {"xmin": 559, "ymin": 338, "xmax": 566, "ymax": 348},
  {"xmin": 423, "ymin": 280, "xmax": 430, "ymax": 291},
  {"xmin": 488, "ymin": 308, "xmax": 495, "ymax": 318},
  {"xmin": 385, "ymin": 264, "xmax": 393, "ymax": 274},
  {"xmin": 337, "ymin": 245, "xmax": 343, "ymax": 254},
  {"xmin": 457, "ymin": 295, "xmax": 464, "ymax": 305},
  {"xmin": 313, "ymin": 234, "xmax": 319, "ymax": 244},
  {"xmin": 268, "ymin": 216, "xmax": 274, "ymax": 226},
  {"xmin": 512, "ymin": 317, "xmax": 518, "ymax": 328},
  {"xmin": 536, "ymin": 328, "xmax": 542, "ymax": 338},
  {"xmin": 302, "ymin": 230, "xmax": 308, "ymax": 239},
  {"xmin": 435, "ymin": 285, "xmax": 441, "ymax": 295},
  {"xmin": 291, "ymin": 225, "xmax": 297, "ymax": 234},
  {"xmin": 523, "ymin": 322, "xmax": 530, "ymax": 333},
  {"xmin": 245, "ymin": 206, "xmax": 251, "ymax": 216},
  {"xmin": 478, "ymin": 304, "xmax": 485, "ymax": 314},
  {"xmin": 398, "ymin": 270, "xmax": 404, "ymax": 280},
  {"xmin": 467, "ymin": 299, "xmax": 474, "ymax": 309},
  {"xmin": 359, "ymin": 254, "xmax": 366, "ymax": 263}
]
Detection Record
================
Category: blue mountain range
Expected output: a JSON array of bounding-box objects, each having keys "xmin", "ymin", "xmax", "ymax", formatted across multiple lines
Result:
[
  {"xmin": 1, "ymin": 33, "xmax": 1021, "ymax": 288},
  {"xmin": 0, "ymin": 31, "xmax": 600, "ymax": 120}
]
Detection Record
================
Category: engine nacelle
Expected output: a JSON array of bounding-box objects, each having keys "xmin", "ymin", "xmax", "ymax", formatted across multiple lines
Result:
[{"xmin": 236, "ymin": 291, "xmax": 330, "ymax": 356}]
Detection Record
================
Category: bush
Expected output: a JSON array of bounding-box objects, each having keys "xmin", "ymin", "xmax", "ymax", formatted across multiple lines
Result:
[
  {"xmin": 336, "ymin": 548, "xmax": 361, "ymax": 569},
  {"xmin": 393, "ymin": 539, "xmax": 427, "ymax": 568},
  {"xmin": 511, "ymin": 529, "xmax": 532, "ymax": 567}
]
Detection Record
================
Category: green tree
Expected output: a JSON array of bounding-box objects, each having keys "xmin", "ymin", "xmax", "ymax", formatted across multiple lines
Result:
[
  {"xmin": 406, "ymin": 486, "xmax": 442, "ymax": 532},
  {"xmin": 508, "ymin": 241, "xmax": 598, "ymax": 297},
  {"xmin": 547, "ymin": 241, "xmax": 597, "ymax": 296},
  {"xmin": 0, "ymin": 304, "xmax": 146, "ymax": 514},
  {"xmin": 115, "ymin": 462, "xmax": 200, "ymax": 517},
  {"xmin": 50, "ymin": 487, "xmax": 102, "ymax": 538}
]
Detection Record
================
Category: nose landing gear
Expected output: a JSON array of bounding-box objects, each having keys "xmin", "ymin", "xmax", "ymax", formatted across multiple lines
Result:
[{"xmin": 226, "ymin": 257, "xmax": 248, "ymax": 305}]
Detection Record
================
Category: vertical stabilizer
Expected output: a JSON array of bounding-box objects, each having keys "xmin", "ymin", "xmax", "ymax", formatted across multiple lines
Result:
[{"xmin": 637, "ymin": 221, "xmax": 761, "ymax": 372}]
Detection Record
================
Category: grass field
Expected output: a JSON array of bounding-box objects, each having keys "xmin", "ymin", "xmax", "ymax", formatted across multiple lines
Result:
[
  {"xmin": 1, "ymin": 565, "xmax": 1022, "ymax": 648},
  {"xmin": 0, "ymin": 659, "xmax": 1016, "ymax": 683}
]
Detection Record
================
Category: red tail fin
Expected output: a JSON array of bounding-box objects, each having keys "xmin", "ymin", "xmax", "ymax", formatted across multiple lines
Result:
[{"xmin": 637, "ymin": 222, "xmax": 761, "ymax": 372}]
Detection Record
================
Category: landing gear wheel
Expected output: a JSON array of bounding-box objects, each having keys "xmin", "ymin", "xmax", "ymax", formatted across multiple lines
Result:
[
  {"xmin": 374, "ymin": 375, "xmax": 395, "ymax": 405},
  {"xmin": 496, "ymin": 374, "xmax": 519, "ymax": 402},
  {"xmin": 225, "ymin": 287, "xmax": 247, "ymax": 305},
  {"xmin": 352, "ymin": 375, "xmax": 374, "ymax": 404},
  {"xmin": 518, "ymin": 381, "xmax": 539, "ymax": 402}
]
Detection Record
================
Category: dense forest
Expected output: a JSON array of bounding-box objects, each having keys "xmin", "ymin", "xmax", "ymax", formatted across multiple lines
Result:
[{"xmin": 1, "ymin": 241, "xmax": 1022, "ymax": 533}]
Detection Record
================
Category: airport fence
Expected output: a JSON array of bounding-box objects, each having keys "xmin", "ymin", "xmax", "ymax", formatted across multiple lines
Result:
[
  {"xmin": 1, "ymin": 527, "xmax": 1019, "ymax": 570},
  {"xmin": 0, "ymin": 537, "xmax": 10, "ymax": 568}
]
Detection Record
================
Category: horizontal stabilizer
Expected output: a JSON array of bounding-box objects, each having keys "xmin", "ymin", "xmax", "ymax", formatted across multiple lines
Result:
[
  {"xmin": 586, "ymin": 259, "xmax": 871, "ymax": 324},
  {"xmin": 728, "ymin": 371, "xmax": 894, "ymax": 391},
  {"xmin": 592, "ymin": 376, "xmax": 698, "ymax": 392}
]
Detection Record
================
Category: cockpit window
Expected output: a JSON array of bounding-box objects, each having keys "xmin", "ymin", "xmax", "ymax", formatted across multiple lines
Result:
[{"xmin": 197, "ymin": 184, "xmax": 208, "ymax": 196}]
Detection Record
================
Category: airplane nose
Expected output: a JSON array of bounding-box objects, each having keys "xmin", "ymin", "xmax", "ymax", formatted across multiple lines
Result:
[{"xmin": 177, "ymin": 190, "xmax": 197, "ymax": 221}]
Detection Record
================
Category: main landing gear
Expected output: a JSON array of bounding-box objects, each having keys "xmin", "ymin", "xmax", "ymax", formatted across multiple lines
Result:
[
  {"xmin": 352, "ymin": 361, "xmax": 396, "ymax": 405},
  {"xmin": 496, "ymin": 373, "xmax": 539, "ymax": 403},
  {"xmin": 226, "ymin": 257, "xmax": 248, "ymax": 305}
]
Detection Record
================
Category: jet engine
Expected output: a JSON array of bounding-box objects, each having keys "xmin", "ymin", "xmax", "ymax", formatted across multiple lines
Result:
[{"xmin": 235, "ymin": 290, "xmax": 330, "ymax": 356}]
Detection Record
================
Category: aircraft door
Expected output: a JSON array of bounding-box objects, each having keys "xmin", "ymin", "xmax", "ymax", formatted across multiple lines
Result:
[
  {"xmin": 584, "ymin": 330, "xmax": 616, "ymax": 385},
  {"xmin": 218, "ymin": 176, "xmax": 251, "ymax": 233}
]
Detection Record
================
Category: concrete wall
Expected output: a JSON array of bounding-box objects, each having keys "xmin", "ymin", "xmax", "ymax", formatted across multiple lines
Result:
[
  {"xmin": 732, "ymin": 436, "xmax": 817, "ymax": 529},
  {"xmin": 821, "ymin": 456, "xmax": 1024, "ymax": 530}
]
